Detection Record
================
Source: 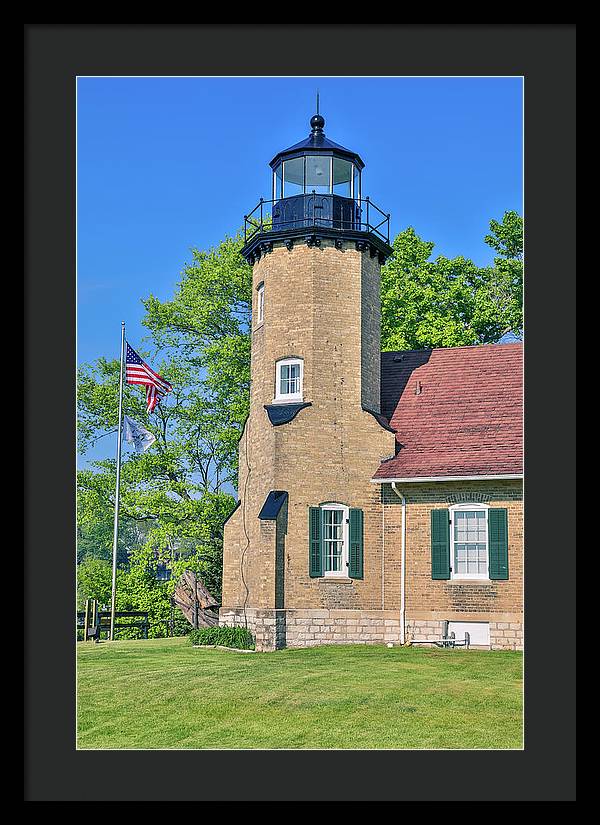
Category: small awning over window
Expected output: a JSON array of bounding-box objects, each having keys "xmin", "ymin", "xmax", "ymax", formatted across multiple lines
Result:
[
  {"xmin": 264, "ymin": 402, "xmax": 311, "ymax": 426},
  {"xmin": 258, "ymin": 491, "xmax": 288, "ymax": 521}
]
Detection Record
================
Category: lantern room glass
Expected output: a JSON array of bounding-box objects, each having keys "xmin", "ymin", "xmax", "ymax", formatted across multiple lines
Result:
[
  {"xmin": 333, "ymin": 158, "xmax": 352, "ymax": 197},
  {"xmin": 305, "ymin": 156, "xmax": 331, "ymax": 194},
  {"xmin": 273, "ymin": 163, "xmax": 283, "ymax": 201},
  {"xmin": 283, "ymin": 157, "xmax": 304, "ymax": 196},
  {"xmin": 275, "ymin": 156, "xmax": 361, "ymax": 199},
  {"xmin": 353, "ymin": 165, "xmax": 361, "ymax": 199}
]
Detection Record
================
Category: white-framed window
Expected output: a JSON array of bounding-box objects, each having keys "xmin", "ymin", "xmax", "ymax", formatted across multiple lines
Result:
[
  {"xmin": 256, "ymin": 282, "xmax": 265, "ymax": 326},
  {"xmin": 274, "ymin": 357, "xmax": 303, "ymax": 403},
  {"xmin": 321, "ymin": 502, "xmax": 349, "ymax": 577},
  {"xmin": 450, "ymin": 503, "xmax": 490, "ymax": 579}
]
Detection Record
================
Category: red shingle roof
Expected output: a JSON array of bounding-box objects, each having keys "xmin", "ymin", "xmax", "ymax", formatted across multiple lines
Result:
[{"xmin": 373, "ymin": 343, "xmax": 523, "ymax": 480}]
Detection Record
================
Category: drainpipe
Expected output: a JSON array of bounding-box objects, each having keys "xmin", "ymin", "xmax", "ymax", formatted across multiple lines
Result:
[
  {"xmin": 391, "ymin": 482, "xmax": 407, "ymax": 645},
  {"xmin": 381, "ymin": 493, "xmax": 385, "ymax": 609}
]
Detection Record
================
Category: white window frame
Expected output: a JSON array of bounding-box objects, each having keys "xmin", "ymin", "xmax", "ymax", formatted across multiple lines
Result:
[
  {"xmin": 256, "ymin": 282, "xmax": 265, "ymax": 327},
  {"xmin": 449, "ymin": 502, "xmax": 490, "ymax": 580},
  {"xmin": 321, "ymin": 502, "xmax": 349, "ymax": 578},
  {"xmin": 274, "ymin": 357, "xmax": 303, "ymax": 403}
]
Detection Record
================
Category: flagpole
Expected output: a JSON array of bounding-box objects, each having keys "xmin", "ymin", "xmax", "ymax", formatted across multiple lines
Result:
[{"xmin": 110, "ymin": 321, "xmax": 126, "ymax": 642}]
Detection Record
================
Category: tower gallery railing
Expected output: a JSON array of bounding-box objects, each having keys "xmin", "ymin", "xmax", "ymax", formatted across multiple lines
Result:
[{"xmin": 244, "ymin": 195, "xmax": 390, "ymax": 246}]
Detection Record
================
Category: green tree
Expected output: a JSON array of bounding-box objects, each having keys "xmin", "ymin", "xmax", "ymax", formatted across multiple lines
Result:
[
  {"xmin": 381, "ymin": 212, "xmax": 523, "ymax": 350},
  {"xmin": 76, "ymin": 495, "xmax": 146, "ymax": 565},
  {"xmin": 77, "ymin": 343, "xmax": 239, "ymax": 611},
  {"xmin": 485, "ymin": 210, "xmax": 523, "ymax": 259},
  {"xmin": 142, "ymin": 233, "xmax": 252, "ymax": 482},
  {"xmin": 77, "ymin": 557, "xmax": 113, "ymax": 609},
  {"xmin": 77, "ymin": 555, "xmax": 186, "ymax": 638},
  {"xmin": 79, "ymin": 231, "xmax": 252, "ymax": 628},
  {"xmin": 482, "ymin": 210, "xmax": 523, "ymax": 339}
]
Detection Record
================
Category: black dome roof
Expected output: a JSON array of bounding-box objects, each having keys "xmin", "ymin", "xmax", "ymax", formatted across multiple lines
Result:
[{"xmin": 269, "ymin": 114, "xmax": 364, "ymax": 170}]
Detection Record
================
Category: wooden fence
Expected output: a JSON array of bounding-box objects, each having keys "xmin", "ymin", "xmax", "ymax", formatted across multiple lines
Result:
[{"xmin": 76, "ymin": 608, "xmax": 149, "ymax": 641}]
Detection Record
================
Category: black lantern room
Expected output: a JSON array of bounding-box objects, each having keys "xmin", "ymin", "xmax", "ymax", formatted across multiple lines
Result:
[{"xmin": 241, "ymin": 112, "xmax": 392, "ymax": 264}]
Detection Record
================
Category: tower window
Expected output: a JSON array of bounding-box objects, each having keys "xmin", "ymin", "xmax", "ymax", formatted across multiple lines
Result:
[
  {"xmin": 256, "ymin": 283, "xmax": 264, "ymax": 326},
  {"xmin": 274, "ymin": 358, "xmax": 303, "ymax": 402},
  {"xmin": 322, "ymin": 504, "xmax": 348, "ymax": 575}
]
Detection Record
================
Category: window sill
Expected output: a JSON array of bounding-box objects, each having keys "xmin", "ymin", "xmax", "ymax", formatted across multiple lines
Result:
[
  {"xmin": 448, "ymin": 578, "xmax": 492, "ymax": 584},
  {"xmin": 271, "ymin": 397, "xmax": 304, "ymax": 405},
  {"xmin": 253, "ymin": 321, "xmax": 264, "ymax": 332},
  {"xmin": 320, "ymin": 575, "xmax": 353, "ymax": 583}
]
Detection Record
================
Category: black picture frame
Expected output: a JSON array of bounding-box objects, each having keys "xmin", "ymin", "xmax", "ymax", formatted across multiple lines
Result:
[{"xmin": 25, "ymin": 23, "xmax": 576, "ymax": 802}]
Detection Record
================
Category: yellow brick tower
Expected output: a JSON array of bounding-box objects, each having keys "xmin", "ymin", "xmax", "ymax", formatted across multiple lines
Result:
[{"xmin": 221, "ymin": 111, "xmax": 396, "ymax": 650}]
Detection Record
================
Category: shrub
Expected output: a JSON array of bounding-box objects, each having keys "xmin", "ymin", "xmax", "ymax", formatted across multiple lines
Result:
[{"xmin": 189, "ymin": 626, "xmax": 255, "ymax": 650}]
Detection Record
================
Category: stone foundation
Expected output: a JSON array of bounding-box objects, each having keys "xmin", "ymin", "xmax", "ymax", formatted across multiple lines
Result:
[
  {"xmin": 285, "ymin": 609, "xmax": 401, "ymax": 648},
  {"xmin": 490, "ymin": 621, "xmax": 524, "ymax": 651},
  {"xmin": 407, "ymin": 619, "xmax": 445, "ymax": 643},
  {"xmin": 220, "ymin": 607, "xmax": 401, "ymax": 651},
  {"xmin": 219, "ymin": 608, "xmax": 286, "ymax": 652},
  {"xmin": 220, "ymin": 608, "xmax": 523, "ymax": 652},
  {"xmin": 408, "ymin": 618, "xmax": 523, "ymax": 651}
]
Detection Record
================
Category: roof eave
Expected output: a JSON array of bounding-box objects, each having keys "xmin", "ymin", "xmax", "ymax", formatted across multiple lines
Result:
[
  {"xmin": 269, "ymin": 146, "xmax": 365, "ymax": 170},
  {"xmin": 370, "ymin": 473, "xmax": 523, "ymax": 483}
]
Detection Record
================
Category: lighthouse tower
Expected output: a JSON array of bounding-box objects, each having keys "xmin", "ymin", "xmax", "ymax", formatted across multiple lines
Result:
[{"xmin": 220, "ymin": 111, "xmax": 396, "ymax": 650}]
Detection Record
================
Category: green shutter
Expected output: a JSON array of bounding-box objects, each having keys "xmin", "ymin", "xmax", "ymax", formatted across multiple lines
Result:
[
  {"xmin": 348, "ymin": 508, "xmax": 364, "ymax": 579},
  {"xmin": 308, "ymin": 507, "xmax": 323, "ymax": 577},
  {"xmin": 488, "ymin": 508, "xmax": 509, "ymax": 580},
  {"xmin": 431, "ymin": 509, "xmax": 451, "ymax": 579}
]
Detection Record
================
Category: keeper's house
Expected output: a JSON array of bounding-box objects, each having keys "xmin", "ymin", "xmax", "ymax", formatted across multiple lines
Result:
[{"xmin": 220, "ymin": 112, "xmax": 523, "ymax": 652}]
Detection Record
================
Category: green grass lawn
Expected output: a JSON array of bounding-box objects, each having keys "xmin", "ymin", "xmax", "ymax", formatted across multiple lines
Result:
[{"xmin": 77, "ymin": 637, "xmax": 523, "ymax": 749}]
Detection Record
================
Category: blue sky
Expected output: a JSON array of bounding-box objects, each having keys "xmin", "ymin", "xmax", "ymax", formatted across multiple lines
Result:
[{"xmin": 77, "ymin": 75, "xmax": 523, "ymax": 463}]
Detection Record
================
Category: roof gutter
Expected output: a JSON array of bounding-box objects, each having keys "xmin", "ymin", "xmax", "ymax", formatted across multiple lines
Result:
[{"xmin": 371, "ymin": 473, "xmax": 523, "ymax": 484}]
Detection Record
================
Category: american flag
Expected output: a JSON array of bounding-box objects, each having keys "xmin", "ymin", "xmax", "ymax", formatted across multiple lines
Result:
[{"xmin": 125, "ymin": 343, "xmax": 173, "ymax": 413}]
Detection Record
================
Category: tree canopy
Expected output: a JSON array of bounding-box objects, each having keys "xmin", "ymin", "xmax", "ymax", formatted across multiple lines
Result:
[{"xmin": 381, "ymin": 210, "xmax": 523, "ymax": 350}]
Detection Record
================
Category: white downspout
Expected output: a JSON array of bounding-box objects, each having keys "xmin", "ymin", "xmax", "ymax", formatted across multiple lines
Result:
[
  {"xmin": 391, "ymin": 482, "xmax": 407, "ymax": 645},
  {"xmin": 381, "ymin": 494, "xmax": 385, "ymax": 609}
]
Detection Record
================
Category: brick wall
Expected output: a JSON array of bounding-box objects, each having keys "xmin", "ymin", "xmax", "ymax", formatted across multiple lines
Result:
[
  {"xmin": 382, "ymin": 481, "xmax": 523, "ymax": 650},
  {"xmin": 222, "ymin": 239, "xmax": 396, "ymax": 618},
  {"xmin": 361, "ymin": 253, "xmax": 381, "ymax": 412}
]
